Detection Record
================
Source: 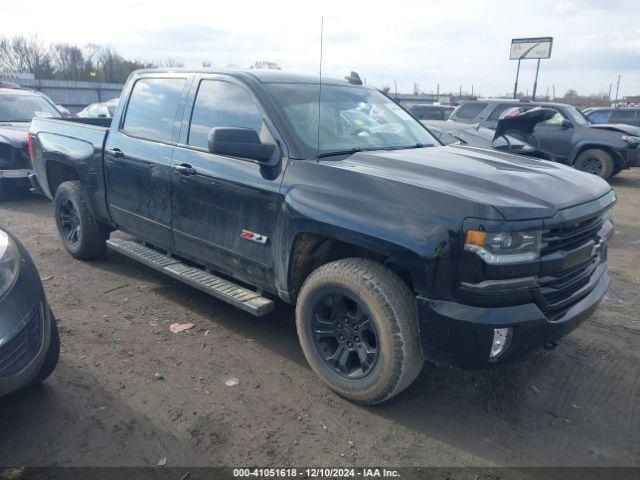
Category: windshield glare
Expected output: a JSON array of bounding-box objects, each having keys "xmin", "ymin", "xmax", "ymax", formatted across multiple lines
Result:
[
  {"xmin": 564, "ymin": 105, "xmax": 589, "ymax": 126},
  {"xmin": 266, "ymin": 83, "xmax": 437, "ymax": 156},
  {"xmin": 0, "ymin": 94, "xmax": 61, "ymax": 122}
]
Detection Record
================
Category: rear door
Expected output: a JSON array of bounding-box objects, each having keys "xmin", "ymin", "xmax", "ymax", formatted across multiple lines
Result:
[
  {"xmin": 104, "ymin": 74, "xmax": 190, "ymax": 249},
  {"xmin": 170, "ymin": 74, "xmax": 286, "ymax": 288}
]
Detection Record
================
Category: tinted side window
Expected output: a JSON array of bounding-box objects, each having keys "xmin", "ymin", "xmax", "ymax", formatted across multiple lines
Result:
[
  {"xmin": 454, "ymin": 102, "xmax": 488, "ymax": 120},
  {"xmin": 123, "ymin": 78, "xmax": 186, "ymax": 142},
  {"xmin": 610, "ymin": 110, "xmax": 637, "ymax": 122},
  {"xmin": 188, "ymin": 80, "xmax": 272, "ymax": 149},
  {"xmin": 588, "ymin": 111, "xmax": 610, "ymax": 124}
]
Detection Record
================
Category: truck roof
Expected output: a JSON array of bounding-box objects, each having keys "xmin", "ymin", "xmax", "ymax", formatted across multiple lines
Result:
[{"xmin": 133, "ymin": 68, "xmax": 367, "ymax": 87}]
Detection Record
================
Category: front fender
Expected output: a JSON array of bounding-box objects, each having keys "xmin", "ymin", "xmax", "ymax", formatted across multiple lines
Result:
[
  {"xmin": 274, "ymin": 160, "xmax": 495, "ymax": 299},
  {"xmin": 569, "ymin": 141, "xmax": 626, "ymax": 166}
]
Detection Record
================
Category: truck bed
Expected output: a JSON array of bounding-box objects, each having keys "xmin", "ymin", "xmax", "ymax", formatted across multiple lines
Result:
[{"xmin": 29, "ymin": 116, "xmax": 111, "ymax": 221}]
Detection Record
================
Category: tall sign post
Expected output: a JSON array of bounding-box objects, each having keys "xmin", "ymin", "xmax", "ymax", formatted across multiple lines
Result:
[{"xmin": 510, "ymin": 37, "xmax": 553, "ymax": 100}]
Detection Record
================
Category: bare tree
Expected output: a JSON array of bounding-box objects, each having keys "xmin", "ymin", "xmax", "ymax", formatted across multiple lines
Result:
[
  {"xmin": 0, "ymin": 35, "xmax": 54, "ymax": 79},
  {"xmin": 51, "ymin": 43, "xmax": 89, "ymax": 80},
  {"xmin": 160, "ymin": 58, "xmax": 184, "ymax": 68}
]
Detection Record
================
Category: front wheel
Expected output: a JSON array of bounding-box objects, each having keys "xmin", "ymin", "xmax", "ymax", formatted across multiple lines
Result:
[
  {"xmin": 54, "ymin": 181, "xmax": 107, "ymax": 259},
  {"xmin": 295, "ymin": 258, "xmax": 424, "ymax": 405},
  {"xmin": 574, "ymin": 149, "xmax": 614, "ymax": 179}
]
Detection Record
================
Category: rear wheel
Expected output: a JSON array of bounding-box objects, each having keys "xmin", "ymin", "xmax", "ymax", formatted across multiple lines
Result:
[
  {"xmin": 54, "ymin": 181, "xmax": 107, "ymax": 259},
  {"xmin": 295, "ymin": 258, "xmax": 424, "ymax": 405},
  {"xmin": 574, "ymin": 149, "xmax": 614, "ymax": 179}
]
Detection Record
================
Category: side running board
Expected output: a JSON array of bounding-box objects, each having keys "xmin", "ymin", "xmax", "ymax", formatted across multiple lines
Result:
[{"xmin": 106, "ymin": 238, "xmax": 275, "ymax": 316}]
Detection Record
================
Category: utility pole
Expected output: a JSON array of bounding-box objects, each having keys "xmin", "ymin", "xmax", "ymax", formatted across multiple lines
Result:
[
  {"xmin": 471, "ymin": 84, "xmax": 474, "ymax": 97},
  {"xmin": 615, "ymin": 74, "xmax": 621, "ymax": 107},
  {"xmin": 608, "ymin": 83, "xmax": 612, "ymax": 104},
  {"xmin": 459, "ymin": 85, "xmax": 462, "ymax": 98},
  {"xmin": 552, "ymin": 84, "xmax": 556, "ymax": 100},
  {"xmin": 436, "ymin": 83, "xmax": 440, "ymax": 103},
  {"xmin": 532, "ymin": 58, "xmax": 541, "ymax": 101},
  {"xmin": 513, "ymin": 58, "xmax": 521, "ymax": 99}
]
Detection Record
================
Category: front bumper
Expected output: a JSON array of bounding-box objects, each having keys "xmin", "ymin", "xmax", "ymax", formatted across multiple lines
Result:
[
  {"xmin": 0, "ymin": 249, "xmax": 52, "ymax": 397},
  {"xmin": 417, "ymin": 265, "xmax": 610, "ymax": 369}
]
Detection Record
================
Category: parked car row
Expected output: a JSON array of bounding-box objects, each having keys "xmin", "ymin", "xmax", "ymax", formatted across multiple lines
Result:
[
  {"xmin": 25, "ymin": 68, "xmax": 616, "ymax": 404},
  {"xmin": 448, "ymin": 99, "xmax": 640, "ymax": 179}
]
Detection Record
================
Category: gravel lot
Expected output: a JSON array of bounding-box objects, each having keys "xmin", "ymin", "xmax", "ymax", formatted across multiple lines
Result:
[{"xmin": 0, "ymin": 171, "xmax": 639, "ymax": 468}]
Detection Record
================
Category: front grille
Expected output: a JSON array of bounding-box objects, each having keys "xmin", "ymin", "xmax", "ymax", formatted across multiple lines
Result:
[
  {"xmin": 542, "ymin": 213, "xmax": 606, "ymax": 255},
  {"xmin": 538, "ymin": 258, "xmax": 598, "ymax": 309},
  {"xmin": 0, "ymin": 305, "xmax": 44, "ymax": 378},
  {"xmin": 537, "ymin": 211, "xmax": 610, "ymax": 315}
]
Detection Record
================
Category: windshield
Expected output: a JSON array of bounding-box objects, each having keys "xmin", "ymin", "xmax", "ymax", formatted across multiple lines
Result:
[
  {"xmin": 563, "ymin": 105, "xmax": 590, "ymax": 126},
  {"xmin": 0, "ymin": 94, "xmax": 61, "ymax": 122},
  {"xmin": 266, "ymin": 83, "xmax": 437, "ymax": 157}
]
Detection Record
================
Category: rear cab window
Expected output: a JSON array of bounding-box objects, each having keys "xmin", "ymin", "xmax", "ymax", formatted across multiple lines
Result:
[
  {"xmin": 453, "ymin": 102, "xmax": 488, "ymax": 120},
  {"xmin": 122, "ymin": 77, "xmax": 187, "ymax": 142}
]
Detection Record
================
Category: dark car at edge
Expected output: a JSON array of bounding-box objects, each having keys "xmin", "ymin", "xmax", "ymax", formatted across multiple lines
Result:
[
  {"xmin": 30, "ymin": 69, "xmax": 615, "ymax": 404},
  {"xmin": 0, "ymin": 85, "xmax": 62, "ymax": 199},
  {"xmin": 0, "ymin": 228, "xmax": 60, "ymax": 397}
]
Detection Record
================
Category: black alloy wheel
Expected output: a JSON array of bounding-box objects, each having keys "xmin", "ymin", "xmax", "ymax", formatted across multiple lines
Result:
[
  {"xmin": 58, "ymin": 199, "xmax": 81, "ymax": 247},
  {"xmin": 311, "ymin": 292, "xmax": 379, "ymax": 379}
]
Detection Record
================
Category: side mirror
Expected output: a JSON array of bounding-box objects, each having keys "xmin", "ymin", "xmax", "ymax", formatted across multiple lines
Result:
[
  {"xmin": 98, "ymin": 113, "xmax": 107, "ymax": 118},
  {"xmin": 208, "ymin": 127, "xmax": 276, "ymax": 162},
  {"xmin": 561, "ymin": 119, "xmax": 573, "ymax": 129}
]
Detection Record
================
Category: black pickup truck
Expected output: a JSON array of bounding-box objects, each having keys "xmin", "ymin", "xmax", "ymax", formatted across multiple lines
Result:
[{"xmin": 30, "ymin": 69, "xmax": 615, "ymax": 404}]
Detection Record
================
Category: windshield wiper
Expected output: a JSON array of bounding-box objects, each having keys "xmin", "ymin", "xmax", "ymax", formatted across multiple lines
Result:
[
  {"xmin": 388, "ymin": 142, "xmax": 433, "ymax": 150},
  {"xmin": 317, "ymin": 148, "xmax": 366, "ymax": 158},
  {"xmin": 317, "ymin": 143, "xmax": 433, "ymax": 158}
]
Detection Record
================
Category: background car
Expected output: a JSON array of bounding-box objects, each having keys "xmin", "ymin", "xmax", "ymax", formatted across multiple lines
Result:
[
  {"xmin": 449, "ymin": 99, "xmax": 639, "ymax": 179},
  {"xmin": 75, "ymin": 98, "xmax": 119, "ymax": 118},
  {"xmin": 408, "ymin": 104, "xmax": 455, "ymax": 121},
  {"xmin": 583, "ymin": 107, "xmax": 640, "ymax": 127},
  {"xmin": 0, "ymin": 85, "xmax": 62, "ymax": 199},
  {"xmin": 0, "ymin": 228, "xmax": 59, "ymax": 397},
  {"xmin": 424, "ymin": 119, "xmax": 555, "ymax": 160}
]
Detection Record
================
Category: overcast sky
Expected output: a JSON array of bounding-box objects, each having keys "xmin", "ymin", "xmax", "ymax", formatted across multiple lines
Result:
[{"xmin": 2, "ymin": 0, "xmax": 639, "ymax": 97}]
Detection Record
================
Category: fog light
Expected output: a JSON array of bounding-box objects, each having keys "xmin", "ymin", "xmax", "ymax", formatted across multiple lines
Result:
[{"xmin": 490, "ymin": 327, "xmax": 512, "ymax": 359}]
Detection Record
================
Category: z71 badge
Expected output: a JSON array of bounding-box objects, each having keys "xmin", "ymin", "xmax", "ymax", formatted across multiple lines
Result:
[{"xmin": 240, "ymin": 229, "xmax": 268, "ymax": 245}]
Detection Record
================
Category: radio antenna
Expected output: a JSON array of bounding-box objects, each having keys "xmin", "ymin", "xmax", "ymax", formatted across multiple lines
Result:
[{"xmin": 316, "ymin": 16, "xmax": 324, "ymax": 162}]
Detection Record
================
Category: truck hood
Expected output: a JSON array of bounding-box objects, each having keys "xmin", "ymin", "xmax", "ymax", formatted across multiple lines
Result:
[
  {"xmin": 334, "ymin": 145, "xmax": 612, "ymax": 220},
  {"xmin": 0, "ymin": 122, "xmax": 29, "ymax": 148},
  {"xmin": 588, "ymin": 123, "xmax": 640, "ymax": 137}
]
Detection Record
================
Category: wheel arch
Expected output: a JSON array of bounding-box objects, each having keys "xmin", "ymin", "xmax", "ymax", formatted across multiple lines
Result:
[
  {"xmin": 281, "ymin": 226, "xmax": 430, "ymax": 303},
  {"xmin": 570, "ymin": 142, "xmax": 625, "ymax": 169}
]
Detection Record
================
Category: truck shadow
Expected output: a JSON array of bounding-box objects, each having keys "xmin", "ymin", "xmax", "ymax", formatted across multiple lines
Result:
[
  {"xmin": 88, "ymin": 250, "xmax": 639, "ymax": 467},
  {"xmin": 0, "ymin": 191, "xmax": 52, "ymax": 220}
]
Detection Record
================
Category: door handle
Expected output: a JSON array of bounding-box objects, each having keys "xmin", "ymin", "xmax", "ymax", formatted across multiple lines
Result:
[
  {"xmin": 106, "ymin": 148, "xmax": 124, "ymax": 158},
  {"xmin": 173, "ymin": 163, "xmax": 197, "ymax": 176}
]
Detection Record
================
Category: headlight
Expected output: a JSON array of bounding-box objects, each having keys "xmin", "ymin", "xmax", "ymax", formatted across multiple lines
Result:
[
  {"xmin": 464, "ymin": 229, "xmax": 542, "ymax": 264},
  {"xmin": 0, "ymin": 230, "xmax": 20, "ymax": 297},
  {"xmin": 622, "ymin": 135, "xmax": 640, "ymax": 148}
]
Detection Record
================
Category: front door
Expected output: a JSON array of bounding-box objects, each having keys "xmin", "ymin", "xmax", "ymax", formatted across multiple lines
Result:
[
  {"xmin": 533, "ymin": 108, "xmax": 574, "ymax": 163},
  {"xmin": 170, "ymin": 75, "xmax": 285, "ymax": 289},
  {"xmin": 105, "ymin": 75, "xmax": 189, "ymax": 249}
]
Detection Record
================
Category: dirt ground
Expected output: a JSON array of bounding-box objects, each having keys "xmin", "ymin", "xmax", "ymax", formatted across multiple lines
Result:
[{"xmin": 0, "ymin": 171, "xmax": 639, "ymax": 469}]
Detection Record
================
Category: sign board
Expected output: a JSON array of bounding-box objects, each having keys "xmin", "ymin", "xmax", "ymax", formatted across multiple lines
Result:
[{"xmin": 510, "ymin": 37, "xmax": 553, "ymax": 60}]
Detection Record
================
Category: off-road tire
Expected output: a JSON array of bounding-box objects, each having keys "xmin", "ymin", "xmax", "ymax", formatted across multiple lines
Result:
[
  {"xmin": 574, "ymin": 149, "xmax": 615, "ymax": 179},
  {"xmin": 29, "ymin": 310, "xmax": 60, "ymax": 385},
  {"xmin": 295, "ymin": 258, "xmax": 424, "ymax": 405},
  {"xmin": 54, "ymin": 181, "xmax": 107, "ymax": 259}
]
